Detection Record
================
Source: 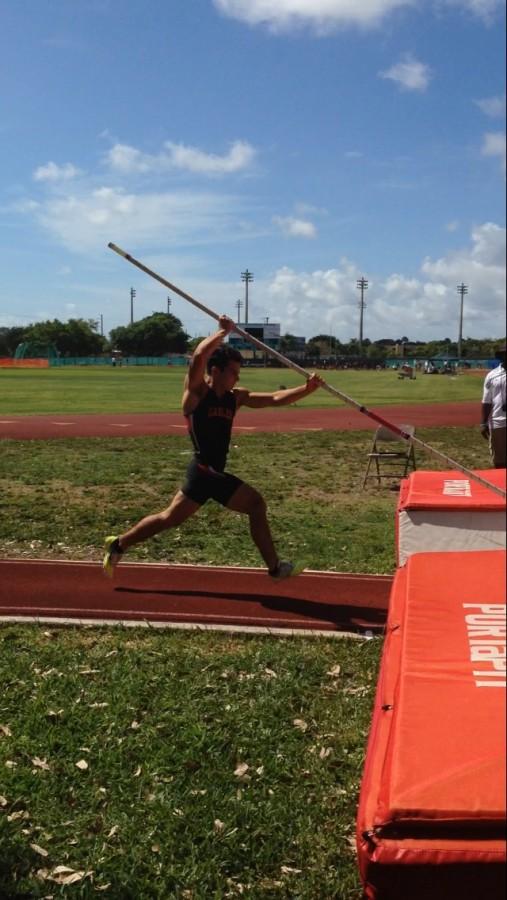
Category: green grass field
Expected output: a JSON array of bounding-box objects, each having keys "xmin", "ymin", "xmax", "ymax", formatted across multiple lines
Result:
[
  {"xmin": 0, "ymin": 419, "xmax": 492, "ymax": 898},
  {"xmin": 0, "ymin": 366, "xmax": 483, "ymax": 415}
]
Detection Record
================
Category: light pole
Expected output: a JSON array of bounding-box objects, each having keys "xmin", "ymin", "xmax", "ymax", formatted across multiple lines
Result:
[
  {"xmin": 235, "ymin": 299, "xmax": 243, "ymax": 323},
  {"xmin": 130, "ymin": 287, "xmax": 136, "ymax": 324},
  {"xmin": 167, "ymin": 296, "xmax": 172, "ymax": 315},
  {"xmin": 456, "ymin": 283, "xmax": 468, "ymax": 361},
  {"xmin": 356, "ymin": 277, "xmax": 368, "ymax": 352},
  {"xmin": 241, "ymin": 269, "xmax": 254, "ymax": 325},
  {"xmin": 100, "ymin": 314, "xmax": 103, "ymax": 337}
]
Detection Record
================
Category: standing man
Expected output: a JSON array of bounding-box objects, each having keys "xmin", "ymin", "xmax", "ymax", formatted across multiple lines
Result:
[
  {"xmin": 480, "ymin": 344, "xmax": 506, "ymax": 468},
  {"xmin": 103, "ymin": 315, "xmax": 323, "ymax": 578}
]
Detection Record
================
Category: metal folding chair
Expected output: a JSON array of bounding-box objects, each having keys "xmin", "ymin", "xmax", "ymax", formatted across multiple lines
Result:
[{"xmin": 362, "ymin": 424, "xmax": 416, "ymax": 489}]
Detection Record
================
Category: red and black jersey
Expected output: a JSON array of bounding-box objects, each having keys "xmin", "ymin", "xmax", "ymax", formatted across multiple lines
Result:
[{"xmin": 186, "ymin": 387, "xmax": 237, "ymax": 472}]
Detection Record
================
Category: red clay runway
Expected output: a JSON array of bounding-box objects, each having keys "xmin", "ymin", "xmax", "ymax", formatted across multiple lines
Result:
[
  {"xmin": 0, "ymin": 401, "xmax": 469, "ymax": 633},
  {"xmin": 0, "ymin": 402, "xmax": 477, "ymax": 439},
  {"xmin": 0, "ymin": 560, "xmax": 390, "ymax": 636}
]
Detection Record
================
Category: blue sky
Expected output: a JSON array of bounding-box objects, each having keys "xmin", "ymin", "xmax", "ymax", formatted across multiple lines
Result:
[{"xmin": 0, "ymin": 0, "xmax": 505, "ymax": 343}]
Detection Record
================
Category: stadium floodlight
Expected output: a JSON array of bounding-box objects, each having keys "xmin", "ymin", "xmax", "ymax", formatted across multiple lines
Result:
[
  {"xmin": 356, "ymin": 277, "xmax": 369, "ymax": 352},
  {"xmin": 241, "ymin": 269, "xmax": 254, "ymax": 324},
  {"xmin": 456, "ymin": 283, "xmax": 468, "ymax": 361},
  {"xmin": 130, "ymin": 287, "xmax": 136, "ymax": 324}
]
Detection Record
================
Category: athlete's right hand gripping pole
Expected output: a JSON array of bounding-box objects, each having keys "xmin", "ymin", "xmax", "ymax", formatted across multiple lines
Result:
[{"xmin": 107, "ymin": 243, "xmax": 506, "ymax": 499}]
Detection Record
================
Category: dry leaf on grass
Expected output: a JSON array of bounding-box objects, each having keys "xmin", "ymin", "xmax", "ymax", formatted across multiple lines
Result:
[
  {"xmin": 8, "ymin": 810, "xmax": 29, "ymax": 822},
  {"xmin": 326, "ymin": 665, "xmax": 341, "ymax": 678},
  {"xmin": 51, "ymin": 866, "xmax": 92, "ymax": 885},
  {"xmin": 234, "ymin": 762, "xmax": 250, "ymax": 780},
  {"xmin": 75, "ymin": 759, "xmax": 88, "ymax": 771},
  {"xmin": 30, "ymin": 843, "xmax": 49, "ymax": 857},
  {"xmin": 32, "ymin": 757, "xmax": 50, "ymax": 771},
  {"xmin": 0, "ymin": 724, "xmax": 12, "ymax": 737},
  {"xmin": 293, "ymin": 719, "xmax": 308, "ymax": 732}
]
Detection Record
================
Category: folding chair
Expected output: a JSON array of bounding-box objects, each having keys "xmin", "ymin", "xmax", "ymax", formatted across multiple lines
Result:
[{"xmin": 362, "ymin": 424, "xmax": 416, "ymax": 489}]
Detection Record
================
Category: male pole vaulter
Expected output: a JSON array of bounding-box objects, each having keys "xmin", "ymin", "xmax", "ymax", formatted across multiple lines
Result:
[{"xmin": 103, "ymin": 315, "xmax": 323, "ymax": 579}]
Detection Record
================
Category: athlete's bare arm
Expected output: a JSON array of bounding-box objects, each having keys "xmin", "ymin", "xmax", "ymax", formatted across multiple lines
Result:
[
  {"xmin": 235, "ymin": 373, "xmax": 323, "ymax": 409},
  {"xmin": 182, "ymin": 315, "xmax": 235, "ymax": 416}
]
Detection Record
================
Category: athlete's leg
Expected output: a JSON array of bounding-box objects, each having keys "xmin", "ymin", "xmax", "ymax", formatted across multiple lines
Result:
[
  {"xmin": 226, "ymin": 483, "xmax": 278, "ymax": 570},
  {"xmin": 119, "ymin": 491, "xmax": 201, "ymax": 551}
]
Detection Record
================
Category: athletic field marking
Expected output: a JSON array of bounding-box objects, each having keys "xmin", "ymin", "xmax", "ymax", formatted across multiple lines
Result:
[
  {"xmin": 110, "ymin": 423, "xmax": 132, "ymax": 428},
  {"xmin": 0, "ymin": 615, "xmax": 369, "ymax": 640},
  {"xmin": 52, "ymin": 422, "xmax": 76, "ymax": 426},
  {"xmin": 0, "ymin": 420, "xmax": 17, "ymax": 424}
]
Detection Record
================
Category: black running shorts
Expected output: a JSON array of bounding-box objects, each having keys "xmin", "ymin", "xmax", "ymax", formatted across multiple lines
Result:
[{"xmin": 182, "ymin": 458, "xmax": 244, "ymax": 507}]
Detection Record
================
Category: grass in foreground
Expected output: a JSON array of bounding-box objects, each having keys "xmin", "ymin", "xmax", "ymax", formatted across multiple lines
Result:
[
  {"xmin": 0, "ymin": 425, "xmax": 491, "ymax": 898},
  {"xmin": 0, "ymin": 366, "xmax": 484, "ymax": 415},
  {"xmin": 0, "ymin": 627, "xmax": 379, "ymax": 899},
  {"xmin": 0, "ymin": 428, "xmax": 491, "ymax": 572}
]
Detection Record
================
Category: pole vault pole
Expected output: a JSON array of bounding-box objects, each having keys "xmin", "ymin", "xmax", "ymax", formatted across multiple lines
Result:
[{"xmin": 108, "ymin": 243, "xmax": 506, "ymax": 499}]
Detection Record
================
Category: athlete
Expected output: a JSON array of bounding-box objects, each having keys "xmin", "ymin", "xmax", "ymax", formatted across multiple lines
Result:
[{"xmin": 103, "ymin": 315, "xmax": 323, "ymax": 579}]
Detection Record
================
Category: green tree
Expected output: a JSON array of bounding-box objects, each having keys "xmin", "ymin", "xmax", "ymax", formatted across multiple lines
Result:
[
  {"xmin": 0, "ymin": 326, "xmax": 26, "ymax": 357},
  {"xmin": 22, "ymin": 319, "xmax": 106, "ymax": 356},
  {"xmin": 280, "ymin": 334, "xmax": 301, "ymax": 352},
  {"xmin": 109, "ymin": 313, "xmax": 189, "ymax": 356}
]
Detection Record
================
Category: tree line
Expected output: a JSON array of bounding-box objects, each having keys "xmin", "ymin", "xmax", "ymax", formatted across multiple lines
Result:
[
  {"xmin": 0, "ymin": 317, "xmax": 503, "ymax": 360},
  {"xmin": 0, "ymin": 314, "xmax": 189, "ymax": 358}
]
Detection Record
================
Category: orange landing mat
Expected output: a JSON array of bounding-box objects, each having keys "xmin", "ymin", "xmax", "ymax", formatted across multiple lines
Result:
[
  {"xmin": 357, "ymin": 549, "xmax": 506, "ymax": 899},
  {"xmin": 0, "ymin": 560, "xmax": 390, "ymax": 635}
]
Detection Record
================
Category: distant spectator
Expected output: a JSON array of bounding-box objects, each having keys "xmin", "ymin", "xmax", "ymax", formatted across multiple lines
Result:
[{"xmin": 480, "ymin": 345, "xmax": 506, "ymax": 468}]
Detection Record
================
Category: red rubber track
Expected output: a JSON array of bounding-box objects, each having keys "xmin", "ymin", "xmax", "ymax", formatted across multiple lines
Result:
[
  {"xmin": 0, "ymin": 401, "xmax": 477, "ymax": 439},
  {"xmin": 0, "ymin": 560, "xmax": 390, "ymax": 635}
]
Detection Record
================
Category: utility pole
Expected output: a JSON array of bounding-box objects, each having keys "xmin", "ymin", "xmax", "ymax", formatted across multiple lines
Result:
[
  {"xmin": 130, "ymin": 287, "xmax": 136, "ymax": 325},
  {"xmin": 100, "ymin": 314, "xmax": 103, "ymax": 337},
  {"xmin": 167, "ymin": 296, "xmax": 172, "ymax": 315},
  {"xmin": 235, "ymin": 299, "xmax": 243, "ymax": 323},
  {"xmin": 356, "ymin": 277, "xmax": 368, "ymax": 352},
  {"xmin": 456, "ymin": 283, "xmax": 468, "ymax": 361},
  {"xmin": 241, "ymin": 269, "xmax": 254, "ymax": 325}
]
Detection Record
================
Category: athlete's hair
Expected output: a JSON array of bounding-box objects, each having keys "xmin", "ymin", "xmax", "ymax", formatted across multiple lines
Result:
[{"xmin": 207, "ymin": 345, "xmax": 243, "ymax": 374}]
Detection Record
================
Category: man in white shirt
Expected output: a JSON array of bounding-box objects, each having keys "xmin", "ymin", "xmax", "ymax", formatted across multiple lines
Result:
[{"xmin": 481, "ymin": 345, "xmax": 506, "ymax": 468}]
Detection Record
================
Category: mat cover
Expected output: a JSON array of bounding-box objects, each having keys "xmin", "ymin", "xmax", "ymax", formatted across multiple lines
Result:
[
  {"xmin": 357, "ymin": 550, "xmax": 506, "ymax": 900},
  {"xmin": 396, "ymin": 469, "xmax": 506, "ymax": 565}
]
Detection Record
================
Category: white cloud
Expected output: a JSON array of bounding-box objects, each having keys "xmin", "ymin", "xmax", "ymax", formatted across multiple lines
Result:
[
  {"xmin": 474, "ymin": 94, "xmax": 506, "ymax": 118},
  {"xmin": 166, "ymin": 140, "xmax": 256, "ymax": 174},
  {"xmin": 273, "ymin": 215, "xmax": 317, "ymax": 238},
  {"xmin": 105, "ymin": 140, "xmax": 256, "ymax": 176},
  {"xmin": 379, "ymin": 54, "xmax": 432, "ymax": 92},
  {"xmin": 33, "ymin": 162, "xmax": 82, "ymax": 182},
  {"xmin": 30, "ymin": 185, "xmax": 243, "ymax": 252},
  {"xmin": 214, "ymin": 0, "xmax": 503, "ymax": 32},
  {"xmin": 442, "ymin": 0, "xmax": 504, "ymax": 24},
  {"xmin": 213, "ymin": 0, "xmax": 413, "ymax": 32},
  {"xmin": 481, "ymin": 131, "xmax": 506, "ymax": 172},
  {"xmin": 262, "ymin": 223, "xmax": 505, "ymax": 339}
]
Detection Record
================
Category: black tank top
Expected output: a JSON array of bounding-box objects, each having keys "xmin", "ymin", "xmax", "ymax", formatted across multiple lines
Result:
[{"xmin": 186, "ymin": 387, "xmax": 237, "ymax": 471}]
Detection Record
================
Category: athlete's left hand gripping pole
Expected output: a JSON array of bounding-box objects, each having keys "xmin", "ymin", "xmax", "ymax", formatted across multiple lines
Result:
[{"xmin": 107, "ymin": 243, "xmax": 506, "ymax": 499}]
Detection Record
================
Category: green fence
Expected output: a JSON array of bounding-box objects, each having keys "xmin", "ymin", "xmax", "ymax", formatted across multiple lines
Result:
[{"xmin": 50, "ymin": 356, "xmax": 188, "ymax": 367}]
